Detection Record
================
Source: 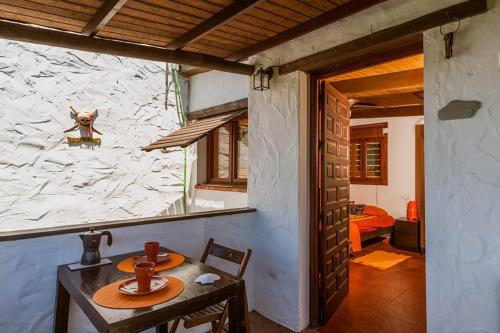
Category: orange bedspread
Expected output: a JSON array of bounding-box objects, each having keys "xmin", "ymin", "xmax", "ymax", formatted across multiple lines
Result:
[{"xmin": 349, "ymin": 214, "xmax": 394, "ymax": 252}]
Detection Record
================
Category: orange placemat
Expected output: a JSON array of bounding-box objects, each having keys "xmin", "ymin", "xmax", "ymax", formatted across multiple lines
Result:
[
  {"xmin": 117, "ymin": 253, "xmax": 185, "ymax": 273},
  {"xmin": 93, "ymin": 276, "xmax": 184, "ymax": 309}
]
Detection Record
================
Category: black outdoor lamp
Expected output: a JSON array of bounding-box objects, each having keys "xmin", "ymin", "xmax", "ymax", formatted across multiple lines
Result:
[{"xmin": 253, "ymin": 65, "xmax": 273, "ymax": 91}]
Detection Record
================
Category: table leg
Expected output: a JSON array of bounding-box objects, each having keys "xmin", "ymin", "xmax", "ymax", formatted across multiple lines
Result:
[
  {"xmin": 53, "ymin": 279, "xmax": 70, "ymax": 333},
  {"xmin": 228, "ymin": 281, "xmax": 246, "ymax": 333},
  {"xmin": 156, "ymin": 323, "xmax": 169, "ymax": 333}
]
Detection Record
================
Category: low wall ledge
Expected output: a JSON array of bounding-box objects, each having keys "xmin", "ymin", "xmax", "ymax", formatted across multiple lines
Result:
[{"xmin": 0, "ymin": 208, "xmax": 257, "ymax": 242}]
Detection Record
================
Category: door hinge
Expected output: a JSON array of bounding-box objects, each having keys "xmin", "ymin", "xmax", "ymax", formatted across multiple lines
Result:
[
  {"xmin": 318, "ymin": 272, "xmax": 322, "ymax": 288},
  {"xmin": 318, "ymin": 140, "xmax": 324, "ymax": 150}
]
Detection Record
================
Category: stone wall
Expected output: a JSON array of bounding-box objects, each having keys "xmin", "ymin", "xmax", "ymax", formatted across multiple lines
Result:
[
  {"xmin": 425, "ymin": 2, "xmax": 500, "ymax": 332},
  {"xmin": 0, "ymin": 40, "xmax": 185, "ymax": 232}
]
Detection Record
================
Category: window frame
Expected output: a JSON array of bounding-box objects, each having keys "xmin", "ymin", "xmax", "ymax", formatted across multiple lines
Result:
[
  {"xmin": 206, "ymin": 114, "xmax": 248, "ymax": 188},
  {"xmin": 349, "ymin": 123, "xmax": 388, "ymax": 186}
]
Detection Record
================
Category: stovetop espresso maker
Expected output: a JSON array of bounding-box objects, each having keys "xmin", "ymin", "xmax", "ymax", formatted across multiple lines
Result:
[{"xmin": 79, "ymin": 227, "xmax": 113, "ymax": 265}]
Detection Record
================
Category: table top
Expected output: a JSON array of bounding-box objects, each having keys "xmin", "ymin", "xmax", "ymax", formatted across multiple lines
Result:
[{"xmin": 58, "ymin": 247, "xmax": 240, "ymax": 333}]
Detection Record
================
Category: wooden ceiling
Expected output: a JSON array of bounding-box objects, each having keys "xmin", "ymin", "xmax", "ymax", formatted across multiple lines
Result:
[
  {"xmin": 328, "ymin": 54, "xmax": 424, "ymax": 118},
  {"xmin": 0, "ymin": 0, "xmax": 388, "ymax": 74}
]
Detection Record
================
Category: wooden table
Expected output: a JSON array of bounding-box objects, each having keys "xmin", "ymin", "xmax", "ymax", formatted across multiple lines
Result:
[{"xmin": 53, "ymin": 247, "xmax": 247, "ymax": 333}]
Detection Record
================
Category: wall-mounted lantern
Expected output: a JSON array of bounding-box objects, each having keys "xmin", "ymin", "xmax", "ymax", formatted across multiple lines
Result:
[{"xmin": 253, "ymin": 65, "xmax": 273, "ymax": 91}]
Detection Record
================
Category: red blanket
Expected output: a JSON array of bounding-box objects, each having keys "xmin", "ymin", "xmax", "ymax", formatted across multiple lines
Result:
[{"xmin": 349, "ymin": 213, "xmax": 394, "ymax": 252}]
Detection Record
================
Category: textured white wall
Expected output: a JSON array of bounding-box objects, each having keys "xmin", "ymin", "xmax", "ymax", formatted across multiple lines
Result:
[
  {"xmin": 0, "ymin": 212, "xmax": 255, "ymax": 333},
  {"xmin": 190, "ymin": 189, "xmax": 248, "ymax": 212},
  {"xmin": 350, "ymin": 116, "xmax": 423, "ymax": 218},
  {"xmin": 425, "ymin": 3, "xmax": 500, "ymax": 332},
  {"xmin": 188, "ymin": 70, "xmax": 249, "ymax": 111},
  {"xmin": 0, "ymin": 40, "xmax": 185, "ymax": 232}
]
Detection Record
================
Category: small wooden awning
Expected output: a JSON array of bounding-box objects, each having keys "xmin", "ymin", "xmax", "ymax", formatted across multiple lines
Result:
[{"xmin": 142, "ymin": 109, "xmax": 246, "ymax": 152}]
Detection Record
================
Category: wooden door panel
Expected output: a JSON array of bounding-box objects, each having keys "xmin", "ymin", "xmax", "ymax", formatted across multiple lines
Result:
[{"xmin": 319, "ymin": 82, "xmax": 350, "ymax": 323}]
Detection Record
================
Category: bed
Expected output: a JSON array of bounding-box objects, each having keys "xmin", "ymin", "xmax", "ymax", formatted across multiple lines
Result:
[{"xmin": 349, "ymin": 204, "xmax": 395, "ymax": 253}]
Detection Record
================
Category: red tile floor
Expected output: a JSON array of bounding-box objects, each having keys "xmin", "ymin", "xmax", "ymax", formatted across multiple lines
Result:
[
  {"xmin": 321, "ymin": 239, "xmax": 426, "ymax": 333},
  {"xmin": 247, "ymin": 239, "xmax": 425, "ymax": 333}
]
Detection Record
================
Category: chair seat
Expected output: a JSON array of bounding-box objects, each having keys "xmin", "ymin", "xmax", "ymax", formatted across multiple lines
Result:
[{"xmin": 182, "ymin": 302, "xmax": 226, "ymax": 328}]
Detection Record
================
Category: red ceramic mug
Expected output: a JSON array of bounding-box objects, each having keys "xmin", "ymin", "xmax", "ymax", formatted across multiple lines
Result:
[
  {"xmin": 145, "ymin": 241, "xmax": 160, "ymax": 263},
  {"xmin": 134, "ymin": 262, "xmax": 155, "ymax": 292}
]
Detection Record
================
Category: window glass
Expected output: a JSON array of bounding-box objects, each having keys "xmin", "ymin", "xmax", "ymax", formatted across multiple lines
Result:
[
  {"xmin": 236, "ymin": 121, "xmax": 248, "ymax": 179},
  {"xmin": 349, "ymin": 143, "xmax": 362, "ymax": 178},
  {"xmin": 215, "ymin": 125, "xmax": 230, "ymax": 178},
  {"xmin": 366, "ymin": 142, "xmax": 382, "ymax": 178}
]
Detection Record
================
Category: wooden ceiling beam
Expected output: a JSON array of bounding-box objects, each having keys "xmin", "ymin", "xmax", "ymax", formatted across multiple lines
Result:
[
  {"xmin": 225, "ymin": 0, "xmax": 389, "ymax": 61},
  {"xmin": 166, "ymin": 0, "xmax": 264, "ymax": 51},
  {"xmin": 332, "ymin": 68, "xmax": 423, "ymax": 96},
  {"xmin": 82, "ymin": 0, "xmax": 128, "ymax": 36},
  {"xmin": 351, "ymin": 105, "xmax": 423, "ymax": 119},
  {"xmin": 0, "ymin": 20, "xmax": 255, "ymax": 75},
  {"xmin": 279, "ymin": 0, "xmax": 488, "ymax": 75},
  {"xmin": 352, "ymin": 92, "xmax": 424, "ymax": 108}
]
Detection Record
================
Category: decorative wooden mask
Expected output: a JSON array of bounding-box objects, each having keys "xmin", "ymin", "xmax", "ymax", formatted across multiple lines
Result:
[{"xmin": 64, "ymin": 106, "xmax": 102, "ymax": 136}]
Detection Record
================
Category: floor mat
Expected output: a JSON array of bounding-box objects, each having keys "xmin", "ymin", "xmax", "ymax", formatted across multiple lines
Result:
[{"xmin": 352, "ymin": 250, "xmax": 410, "ymax": 270}]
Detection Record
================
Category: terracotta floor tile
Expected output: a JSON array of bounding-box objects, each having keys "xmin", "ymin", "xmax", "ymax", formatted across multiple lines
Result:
[{"xmin": 323, "ymin": 241, "xmax": 426, "ymax": 333}]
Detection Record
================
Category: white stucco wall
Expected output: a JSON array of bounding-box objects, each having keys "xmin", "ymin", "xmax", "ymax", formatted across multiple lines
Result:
[
  {"xmin": 350, "ymin": 116, "xmax": 423, "ymax": 218},
  {"xmin": 425, "ymin": 2, "xmax": 500, "ymax": 332},
  {"xmin": 190, "ymin": 189, "xmax": 248, "ymax": 212},
  {"xmin": 0, "ymin": 212, "xmax": 255, "ymax": 333},
  {"xmin": 0, "ymin": 40, "xmax": 185, "ymax": 232},
  {"xmin": 188, "ymin": 70, "xmax": 249, "ymax": 111}
]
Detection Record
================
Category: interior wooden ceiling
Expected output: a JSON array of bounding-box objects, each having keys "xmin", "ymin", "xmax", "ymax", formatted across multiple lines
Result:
[
  {"xmin": 328, "ymin": 54, "xmax": 424, "ymax": 118},
  {"xmin": 0, "ymin": 0, "xmax": 388, "ymax": 74}
]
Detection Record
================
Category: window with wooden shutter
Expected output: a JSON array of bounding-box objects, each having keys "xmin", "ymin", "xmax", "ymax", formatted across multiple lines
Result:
[
  {"xmin": 349, "ymin": 122, "xmax": 388, "ymax": 185},
  {"xmin": 206, "ymin": 114, "xmax": 248, "ymax": 189}
]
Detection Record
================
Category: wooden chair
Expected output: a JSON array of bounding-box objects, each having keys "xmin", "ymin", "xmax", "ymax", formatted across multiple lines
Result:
[{"xmin": 168, "ymin": 238, "xmax": 252, "ymax": 333}]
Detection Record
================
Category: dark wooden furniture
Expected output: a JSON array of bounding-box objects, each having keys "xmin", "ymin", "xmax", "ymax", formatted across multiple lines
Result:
[
  {"xmin": 392, "ymin": 218, "xmax": 420, "ymax": 252},
  {"xmin": 360, "ymin": 225, "xmax": 394, "ymax": 243},
  {"xmin": 170, "ymin": 238, "xmax": 252, "ymax": 333},
  {"xmin": 53, "ymin": 247, "xmax": 247, "ymax": 333}
]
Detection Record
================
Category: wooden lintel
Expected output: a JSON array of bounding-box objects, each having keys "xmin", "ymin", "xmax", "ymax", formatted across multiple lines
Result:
[
  {"xmin": 166, "ymin": 0, "xmax": 263, "ymax": 50},
  {"xmin": 332, "ymin": 68, "xmax": 423, "ymax": 95},
  {"xmin": 82, "ymin": 0, "xmax": 128, "ymax": 36},
  {"xmin": 279, "ymin": 0, "xmax": 488, "ymax": 75},
  {"xmin": 353, "ymin": 92, "xmax": 424, "ymax": 108},
  {"xmin": 226, "ymin": 0, "xmax": 389, "ymax": 61},
  {"xmin": 351, "ymin": 105, "xmax": 423, "ymax": 119},
  {"xmin": 0, "ymin": 20, "xmax": 255, "ymax": 75},
  {"xmin": 188, "ymin": 99, "xmax": 248, "ymax": 121}
]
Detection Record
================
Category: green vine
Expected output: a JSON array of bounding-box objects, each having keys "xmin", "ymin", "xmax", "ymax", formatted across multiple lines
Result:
[{"xmin": 171, "ymin": 65, "xmax": 188, "ymax": 213}]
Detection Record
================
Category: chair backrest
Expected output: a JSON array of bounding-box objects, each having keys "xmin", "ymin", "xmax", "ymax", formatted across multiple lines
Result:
[{"xmin": 200, "ymin": 238, "xmax": 252, "ymax": 279}]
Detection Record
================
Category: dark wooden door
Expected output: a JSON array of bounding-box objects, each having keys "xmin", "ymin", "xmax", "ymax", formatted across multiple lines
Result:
[{"xmin": 318, "ymin": 81, "xmax": 350, "ymax": 324}]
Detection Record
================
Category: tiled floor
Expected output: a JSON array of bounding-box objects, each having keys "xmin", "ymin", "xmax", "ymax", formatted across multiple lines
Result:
[{"xmin": 321, "ymin": 239, "xmax": 426, "ymax": 333}]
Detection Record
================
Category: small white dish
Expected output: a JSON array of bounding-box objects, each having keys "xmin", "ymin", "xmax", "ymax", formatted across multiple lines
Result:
[{"xmin": 195, "ymin": 273, "xmax": 221, "ymax": 285}]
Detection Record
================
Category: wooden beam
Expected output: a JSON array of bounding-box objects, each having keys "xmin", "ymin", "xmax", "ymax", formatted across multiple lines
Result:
[
  {"xmin": 315, "ymin": 38, "xmax": 423, "ymax": 79},
  {"xmin": 0, "ymin": 20, "xmax": 255, "ymax": 75},
  {"xmin": 166, "ymin": 0, "xmax": 263, "ymax": 50},
  {"xmin": 332, "ymin": 68, "xmax": 423, "ymax": 96},
  {"xmin": 352, "ymin": 92, "xmax": 424, "ymax": 108},
  {"xmin": 279, "ymin": 0, "xmax": 488, "ymax": 75},
  {"xmin": 226, "ymin": 0, "xmax": 389, "ymax": 61},
  {"xmin": 351, "ymin": 105, "xmax": 423, "ymax": 118},
  {"xmin": 188, "ymin": 99, "xmax": 248, "ymax": 121},
  {"xmin": 82, "ymin": 0, "xmax": 128, "ymax": 36}
]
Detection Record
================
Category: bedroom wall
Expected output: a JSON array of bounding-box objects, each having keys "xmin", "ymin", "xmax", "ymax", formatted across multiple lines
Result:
[
  {"xmin": 350, "ymin": 116, "xmax": 424, "ymax": 218},
  {"xmin": 425, "ymin": 2, "xmax": 500, "ymax": 332}
]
